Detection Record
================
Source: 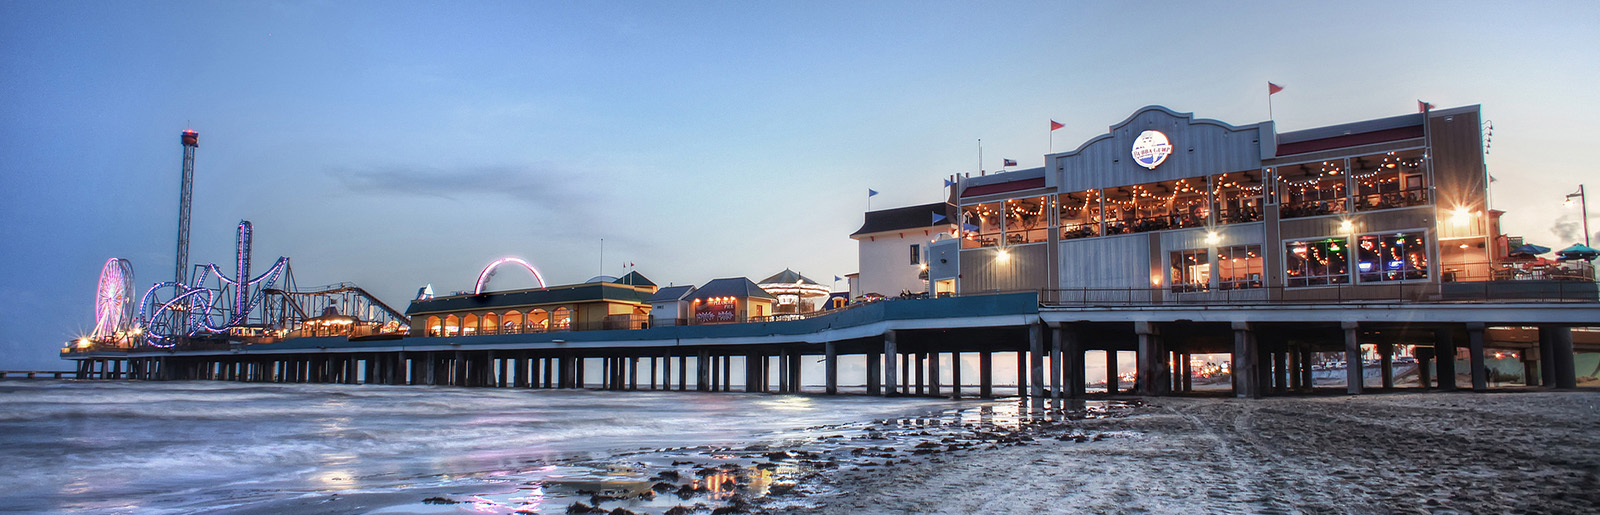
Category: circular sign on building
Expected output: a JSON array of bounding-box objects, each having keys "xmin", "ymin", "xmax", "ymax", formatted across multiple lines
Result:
[{"xmin": 1131, "ymin": 130, "xmax": 1173, "ymax": 170}]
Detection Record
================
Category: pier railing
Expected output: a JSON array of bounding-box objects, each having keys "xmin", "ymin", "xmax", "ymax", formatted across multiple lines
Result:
[{"xmin": 1036, "ymin": 280, "xmax": 1598, "ymax": 307}]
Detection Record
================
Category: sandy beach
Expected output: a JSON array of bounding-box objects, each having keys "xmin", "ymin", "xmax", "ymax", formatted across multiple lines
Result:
[{"xmin": 769, "ymin": 391, "xmax": 1600, "ymax": 515}]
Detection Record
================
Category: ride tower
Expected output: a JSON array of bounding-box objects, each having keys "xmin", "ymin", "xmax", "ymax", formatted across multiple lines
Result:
[{"xmin": 175, "ymin": 129, "xmax": 198, "ymax": 284}]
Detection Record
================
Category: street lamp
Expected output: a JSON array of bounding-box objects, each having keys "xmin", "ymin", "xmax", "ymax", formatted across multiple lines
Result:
[{"xmin": 1566, "ymin": 185, "xmax": 1589, "ymax": 247}]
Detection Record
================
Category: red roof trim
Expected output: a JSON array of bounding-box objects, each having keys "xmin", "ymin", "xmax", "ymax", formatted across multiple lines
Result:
[
  {"xmin": 1277, "ymin": 125, "xmax": 1424, "ymax": 156},
  {"xmin": 961, "ymin": 177, "xmax": 1047, "ymax": 198}
]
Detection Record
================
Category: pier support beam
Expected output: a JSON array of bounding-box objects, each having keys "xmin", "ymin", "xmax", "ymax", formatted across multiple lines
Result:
[
  {"xmin": 1416, "ymin": 347, "xmax": 1434, "ymax": 389},
  {"xmin": 1029, "ymin": 323, "xmax": 1045, "ymax": 400},
  {"xmin": 1016, "ymin": 350, "xmax": 1027, "ymax": 397},
  {"xmin": 1050, "ymin": 326, "xmax": 1064, "ymax": 401},
  {"xmin": 978, "ymin": 351, "xmax": 992, "ymax": 398},
  {"xmin": 1136, "ymin": 322, "xmax": 1164, "ymax": 396},
  {"xmin": 866, "ymin": 346, "xmax": 881, "ymax": 395},
  {"xmin": 1467, "ymin": 323, "xmax": 1488, "ymax": 392},
  {"xmin": 1232, "ymin": 322, "xmax": 1258, "ymax": 398},
  {"xmin": 1435, "ymin": 328, "xmax": 1458, "ymax": 391},
  {"xmin": 929, "ymin": 351, "xmax": 941, "ymax": 398},
  {"xmin": 1379, "ymin": 343, "xmax": 1395, "ymax": 389},
  {"xmin": 1547, "ymin": 326, "xmax": 1577, "ymax": 389},
  {"xmin": 824, "ymin": 342, "xmax": 838, "ymax": 395},
  {"xmin": 950, "ymin": 351, "xmax": 961, "ymax": 399},
  {"xmin": 697, "ymin": 351, "xmax": 710, "ymax": 392},
  {"xmin": 1106, "ymin": 349, "xmax": 1119, "ymax": 394},
  {"xmin": 1539, "ymin": 328, "xmax": 1556, "ymax": 388},
  {"xmin": 1343, "ymin": 321, "xmax": 1363, "ymax": 395},
  {"xmin": 883, "ymin": 331, "xmax": 899, "ymax": 397}
]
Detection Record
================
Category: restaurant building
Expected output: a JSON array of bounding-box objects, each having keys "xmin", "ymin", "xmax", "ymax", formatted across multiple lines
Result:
[
  {"xmin": 933, "ymin": 104, "xmax": 1498, "ymax": 301},
  {"xmin": 407, "ymin": 275, "xmax": 657, "ymax": 336}
]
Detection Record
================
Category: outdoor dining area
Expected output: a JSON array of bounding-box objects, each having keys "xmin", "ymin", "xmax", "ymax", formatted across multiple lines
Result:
[{"xmin": 1492, "ymin": 242, "xmax": 1598, "ymax": 281}]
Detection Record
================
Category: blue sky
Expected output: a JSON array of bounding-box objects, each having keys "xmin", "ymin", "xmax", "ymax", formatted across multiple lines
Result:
[{"xmin": 2, "ymin": 1, "xmax": 1597, "ymax": 369}]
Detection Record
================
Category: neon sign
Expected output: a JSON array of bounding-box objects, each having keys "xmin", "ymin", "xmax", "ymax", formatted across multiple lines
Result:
[{"xmin": 1131, "ymin": 130, "xmax": 1172, "ymax": 170}]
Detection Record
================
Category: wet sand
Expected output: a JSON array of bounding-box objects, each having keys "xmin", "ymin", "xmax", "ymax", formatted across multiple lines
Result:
[{"xmin": 772, "ymin": 391, "xmax": 1600, "ymax": 514}]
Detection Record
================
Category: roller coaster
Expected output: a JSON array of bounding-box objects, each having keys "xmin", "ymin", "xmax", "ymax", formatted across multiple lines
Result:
[{"xmin": 87, "ymin": 221, "xmax": 409, "ymax": 350}]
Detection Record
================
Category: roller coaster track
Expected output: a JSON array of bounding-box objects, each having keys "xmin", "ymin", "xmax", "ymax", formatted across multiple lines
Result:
[{"xmin": 263, "ymin": 282, "xmax": 411, "ymax": 326}]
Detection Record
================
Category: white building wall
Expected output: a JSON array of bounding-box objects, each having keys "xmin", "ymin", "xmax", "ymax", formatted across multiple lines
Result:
[{"xmin": 856, "ymin": 229, "xmax": 946, "ymax": 296}]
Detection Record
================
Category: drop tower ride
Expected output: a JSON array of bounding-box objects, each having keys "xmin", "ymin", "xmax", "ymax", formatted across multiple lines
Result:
[{"xmin": 175, "ymin": 129, "xmax": 198, "ymax": 284}]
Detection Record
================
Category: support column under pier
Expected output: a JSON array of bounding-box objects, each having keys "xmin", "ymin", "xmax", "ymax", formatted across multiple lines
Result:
[
  {"xmin": 978, "ymin": 351, "xmax": 992, "ymax": 398},
  {"xmin": 1547, "ymin": 326, "xmax": 1577, "ymax": 389},
  {"xmin": 1435, "ymin": 328, "xmax": 1458, "ymax": 391},
  {"xmin": 1232, "ymin": 322, "xmax": 1258, "ymax": 399},
  {"xmin": 1343, "ymin": 321, "xmax": 1363, "ymax": 395},
  {"xmin": 883, "ymin": 331, "xmax": 898, "ymax": 397},
  {"xmin": 866, "ymin": 347, "xmax": 881, "ymax": 396},
  {"xmin": 1029, "ymin": 323, "xmax": 1045, "ymax": 400},
  {"xmin": 1467, "ymin": 323, "xmax": 1488, "ymax": 392},
  {"xmin": 824, "ymin": 342, "xmax": 838, "ymax": 395}
]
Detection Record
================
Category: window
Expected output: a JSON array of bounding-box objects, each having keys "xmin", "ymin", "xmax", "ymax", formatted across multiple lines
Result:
[
  {"xmin": 1211, "ymin": 171, "xmax": 1264, "ymax": 224},
  {"xmin": 1285, "ymin": 238, "xmax": 1351, "ymax": 287},
  {"xmin": 1352, "ymin": 150, "xmax": 1428, "ymax": 211},
  {"xmin": 1217, "ymin": 245, "xmax": 1263, "ymax": 290},
  {"xmin": 1059, "ymin": 189, "xmax": 1102, "ymax": 240},
  {"xmin": 1003, "ymin": 196, "xmax": 1051, "ymax": 244},
  {"xmin": 1278, "ymin": 161, "xmax": 1348, "ymax": 219},
  {"xmin": 961, "ymin": 202, "xmax": 1002, "ymax": 248},
  {"xmin": 1356, "ymin": 231, "xmax": 1430, "ymax": 282},
  {"xmin": 910, "ymin": 244, "xmax": 920, "ymax": 265},
  {"xmin": 1169, "ymin": 249, "xmax": 1210, "ymax": 293}
]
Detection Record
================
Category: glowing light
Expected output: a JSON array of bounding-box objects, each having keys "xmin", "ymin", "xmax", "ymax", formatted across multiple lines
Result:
[
  {"xmin": 1450, "ymin": 206, "xmax": 1472, "ymax": 226},
  {"xmin": 1338, "ymin": 220, "xmax": 1354, "ymax": 233},
  {"xmin": 1204, "ymin": 231, "xmax": 1220, "ymax": 245},
  {"xmin": 474, "ymin": 257, "xmax": 548, "ymax": 294},
  {"xmin": 996, "ymin": 249, "xmax": 1010, "ymax": 263}
]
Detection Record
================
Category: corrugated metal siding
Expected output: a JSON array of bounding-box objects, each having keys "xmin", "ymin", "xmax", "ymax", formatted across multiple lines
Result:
[
  {"xmin": 1052, "ymin": 107, "xmax": 1266, "ymax": 193},
  {"xmin": 1058, "ymin": 233, "xmax": 1152, "ymax": 290},
  {"xmin": 959, "ymin": 243, "xmax": 1050, "ymax": 292}
]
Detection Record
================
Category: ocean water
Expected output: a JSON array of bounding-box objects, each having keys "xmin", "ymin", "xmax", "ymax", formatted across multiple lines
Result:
[{"xmin": 0, "ymin": 380, "xmax": 970, "ymax": 514}]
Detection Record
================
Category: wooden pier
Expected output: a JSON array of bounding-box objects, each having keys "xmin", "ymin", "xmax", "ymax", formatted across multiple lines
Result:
[{"xmin": 60, "ymin": 292, "xmax": 1600, "ymax": 397}]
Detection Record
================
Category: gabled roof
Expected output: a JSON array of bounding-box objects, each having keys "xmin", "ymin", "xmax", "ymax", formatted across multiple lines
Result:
[
  {"xmin": 684, "ymin": 277, "xmax": 777, "ymax": 301},
  {"xmin": 851, "ymin": 202, "xmax": 957, "ymax": 238},
  {"xmin": 615, "ymin": 271, "xmax": 656, "ymax": 287},
  {"xmin": 646, "ymin": 285, "xmax": 696, "ymax": 303},
  {"xmin": 759, "ymin": 268, "xmax": 820, "ymax": 285}
]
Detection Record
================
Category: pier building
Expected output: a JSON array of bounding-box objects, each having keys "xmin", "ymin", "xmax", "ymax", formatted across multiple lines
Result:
[{"xmin": 62, "ymin": 104, "xmax": 1598, "ymax": 400}]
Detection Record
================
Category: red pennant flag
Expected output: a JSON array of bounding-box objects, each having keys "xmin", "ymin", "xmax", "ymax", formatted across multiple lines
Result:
[
  {"xmin": 1050, "ymin": 120, "xmax": 1064, "ymax": 131},
  {"xmin": 1268, "ymin": 82, "xmax": 1284, "ymax": 95},
  {"xmin": 1418, "ymin": 100, "xmax": 1434, "ymax": 112}
]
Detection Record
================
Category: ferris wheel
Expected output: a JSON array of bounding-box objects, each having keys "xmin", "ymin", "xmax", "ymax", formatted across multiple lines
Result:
[{"xmin": 90, "ymin": 258, "xmax": 136, "ymax": 342}]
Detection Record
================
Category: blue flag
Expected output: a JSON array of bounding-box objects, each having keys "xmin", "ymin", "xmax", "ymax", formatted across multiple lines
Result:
[
  {"xmin": 932, "ymin": 213, "xmax": 947, "ymax": 224},
  {"xmin": 943, "ymin": 178, "xmax": 955, "ymax": 187},
  {"xmin": 834, "ymin": 275, "xmax": 842, "ymax": 282},
  {"xmin": 868, "ymin": 189, "xmax": 879, "ymax": 197}
]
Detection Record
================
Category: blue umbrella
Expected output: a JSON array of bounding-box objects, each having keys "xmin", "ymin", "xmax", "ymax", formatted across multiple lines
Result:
[
  {"xmin": 1556, "ymin": 243, "xmax": 1598, "ymax": 261},
  {"xmin": 1509, "ymin": 243, "xmax": 1551, "ymax": 256}
]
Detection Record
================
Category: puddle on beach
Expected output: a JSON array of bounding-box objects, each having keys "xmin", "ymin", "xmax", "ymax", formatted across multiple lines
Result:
[{"xmin": 379, "ymin": 399, "xmax": 1142, "ymax": 514}]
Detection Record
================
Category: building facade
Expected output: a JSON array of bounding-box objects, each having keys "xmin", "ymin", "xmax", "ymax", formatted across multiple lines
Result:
[
  {"xmin": 850, "ymin": 202, "xmax": 958, "ymax": 297},
  {"xmin": 948, "ymin": 105, "xmax": 1495, "ymax": 301}
]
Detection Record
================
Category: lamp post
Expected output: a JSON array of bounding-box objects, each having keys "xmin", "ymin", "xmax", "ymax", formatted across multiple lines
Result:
[{"xmin": 1566, "ymin": 185, "xmax": 1589, "ymax": 247}]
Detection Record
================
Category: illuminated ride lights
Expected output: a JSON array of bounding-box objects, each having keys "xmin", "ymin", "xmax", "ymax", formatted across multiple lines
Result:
[
  {"xmin": 90, "ymin": 258, "xmax": 136, "ymax": 342},
  {"xmin": 474, "ymin": 257, "xmax": 547, "ymax": 294},
  {"xmin": 136, "ymin": 221, "xmax": 289, "ymax": 348}
]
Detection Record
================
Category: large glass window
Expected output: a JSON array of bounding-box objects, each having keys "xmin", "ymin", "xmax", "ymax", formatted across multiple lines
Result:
[
  {"xmin": 1004, "ymin": 196, "xmax": 1051, "ymax": 245},
  {"xmin": 1212, "ymin": 171, "xmax": 1264, "ymax": 224},
  {"xmin": 1352, "ymin": 150, "xmax": 1428, "ymax": 211},
  {"xmin": 1217, "ymin": 245, "xmax": 1263, "ymax": 290},
  {"xmin": 1169, "ymin": 249, "xmax": 1210, "ymax": 293},
  {"xmin": 1103, "ymin": 179, "xmax": 1208, "ymax": 234},
  {"xmin": 961, "ymin": 202, "xmax": 1002, "ymax": 248},
  {"xmin": 1278, "ymin": 161, "xmax": 1348, "ymax": 219},
  {"xmin": 1058, "ymin": 189, "xmax": 1102, "ymax": 240},
  {"xmin": 1285, "ymin": 238, "xmax": 1351, "ymax": 287},
  {"xmin": 1356, "ymin": 231, "xmax": 1430, "ymax": 282}
]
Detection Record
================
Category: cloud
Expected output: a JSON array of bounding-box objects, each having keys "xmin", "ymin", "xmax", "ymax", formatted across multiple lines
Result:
[
  {"xmin": 1550, "ymin": 212, "xmax": 1587, "ymax": 244},
  {"xmin": 326, "ymin": 164, "xmax": 594, "ymax": 211}
]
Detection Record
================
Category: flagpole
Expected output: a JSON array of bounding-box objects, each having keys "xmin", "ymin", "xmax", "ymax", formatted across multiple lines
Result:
[{"xmin": 977, "ymin": 139, "xmax": 983, "ymax": 176}]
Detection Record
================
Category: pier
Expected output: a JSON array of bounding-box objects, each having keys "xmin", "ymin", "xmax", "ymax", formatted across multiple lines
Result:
[{"xmin": 61, "ymin": 291, "xmax": 1599, "ymax": 397}]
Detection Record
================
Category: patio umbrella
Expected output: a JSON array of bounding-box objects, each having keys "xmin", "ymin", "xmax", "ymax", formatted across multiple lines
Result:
[
  {"xmin": 1509, "ymin": 243, "xmax": 1552, "ymax": 256},
  {"xmin": 1555, "ymin": 243, "xmax": 1599, "ymax": 261}
]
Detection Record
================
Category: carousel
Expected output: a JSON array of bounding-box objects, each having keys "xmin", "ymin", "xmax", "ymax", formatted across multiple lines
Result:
[{"xmin": 758, "ymin": 269, "xmax": 832, "ymax": 314}]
